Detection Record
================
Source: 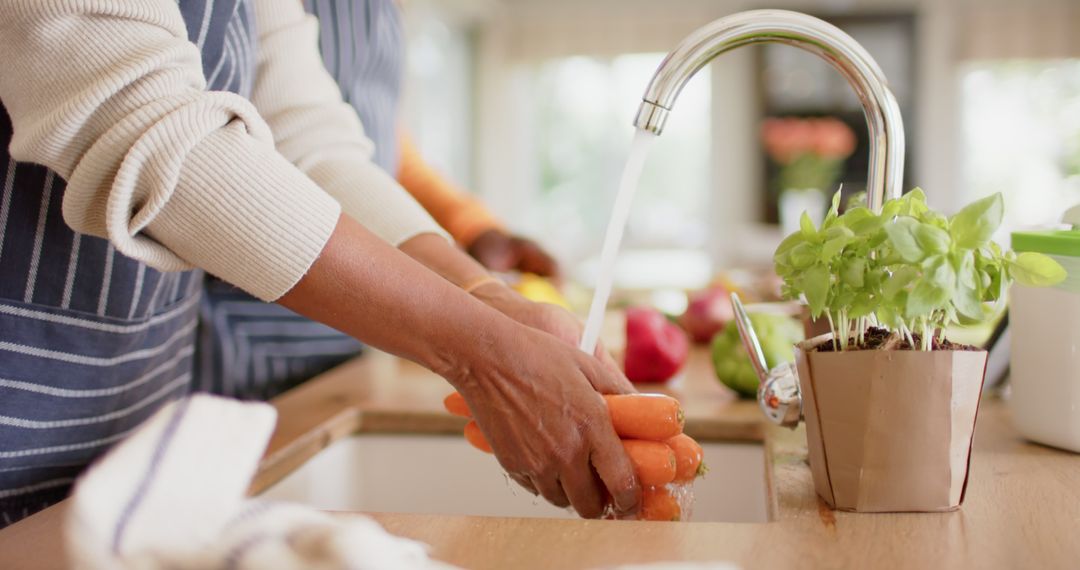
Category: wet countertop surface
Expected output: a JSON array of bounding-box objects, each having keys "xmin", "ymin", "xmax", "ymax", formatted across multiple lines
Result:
[{"xmin": 2, "ymin": 348, "xmax": 1079, "ymax": 569}]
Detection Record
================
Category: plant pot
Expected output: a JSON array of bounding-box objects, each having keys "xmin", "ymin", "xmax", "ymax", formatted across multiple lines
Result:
[{"xmin": 794, "ymin": 334, "xmax": 989, "ymax": 512}]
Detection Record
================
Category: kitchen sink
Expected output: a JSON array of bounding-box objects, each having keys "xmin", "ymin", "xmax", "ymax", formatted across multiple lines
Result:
[{"xmin": 259, "ymin": 434, "xmax": 767, "ymax": 523}]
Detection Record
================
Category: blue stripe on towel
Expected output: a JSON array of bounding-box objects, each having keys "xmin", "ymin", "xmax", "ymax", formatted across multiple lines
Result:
[{"xmin": 111, "ymin": 397, "xmax": 194, "ymax": 554}]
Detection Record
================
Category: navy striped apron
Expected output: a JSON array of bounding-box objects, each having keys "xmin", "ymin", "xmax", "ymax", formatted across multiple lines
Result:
[
  {"xmin": 194, "ymin": 0, "xmax": 403, "ymax": 400},
  {"xmin": 0, "ymin": 0, "xmax": 257, "ymax": 527}
]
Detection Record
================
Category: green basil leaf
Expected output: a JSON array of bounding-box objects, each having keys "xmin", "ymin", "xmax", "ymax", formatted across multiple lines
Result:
[
  {"xmin": 955, "ymin": 250, "xmax": 977, "ymax": 289},
  {"xmin": 848, "ymin": 295, "xmax": 875, "ymax": 319},
  {"xmin": 922, "ymin": 255, "xmax": 957, "ymax": 295},
  {"xmin": 841, "ymin": 257, "xmax": 866, "ymax": 288},
  {"xmin": 863, "ymin": 265, "xmax": 883, "ymax": 289},
  {"xmin": 883, "ymin": 265, "xmax": 919, "ymax": 298},
  {"xmin": 820, "ymin": 239, "xmax": 848, "ymax": 262},
  {"xmin": 876, "ymin": 303, "xmax": 899, "ymax": 329},
  {"xmin": 800, "ymin": 211, "xmax": 817, "ymax": 239},
  {"xmin": 913, "ymin": 223, "xmax": 951, "ymax": 255},
  {"xmin": 800, "ymin": 263, "xmax": 830, "ymax": 317},
  {"xmin": 922, "ymin": 211, "xmax": 950, "ymax": 232},
  {"xmin": 834, "ymin": 290, "xmax": 855, "ymax": 309},
  {"xmin": 842, "ymin": 207, "xmax": 884, "ymax": 235},
  {"xmin": 774, "ymin": 231, "xmax": 807, "ymax": 263},
  {"xmin": 950, "ymin": 193, "xmax": 1003, "ymax": 249},
  {"xmin": 904, "ymin": 255, "xmax": 958, "ymax": 322},
  {"xmin": 1008, "ymin": 252, "xmax": 1067, "ymax": 287},
  {"xmin": 824, "ymin": 226, "xmax": 855, "ymax": 240},
  {"xmin": 907, "ymin": 279, "xmax": 949, "ymax": 319},
  {"xmin": 943, "ymin": 305, "xmax": 959, "ymax": 327},
  {"xmin": 987, "ymin": 268, "xmax": 1003, "ymax": 301},
  {"xmin": 953, "ymin": 281, "xmax": 983, "ymax": 321},
  {"xmin": 789, "ymin": 242, "xmax": 820, "ymax": 269},
  {"xmin": 884, "ymin": 217, "xmax": 924, "ymax": 262},
  {"xmin": 897, "ymin": 188, "xmax": 929, "ymax": 217},
  {"xmin": 819, "ymin": 226, "xmax": 855, "ymax": 262},
  {"xmin": 880, "ymin": 200, "xmax": 901, "ymax": 220},
  {"xmin": 823, "ymin": 190, "xmax": 842, "ymax": 227}
]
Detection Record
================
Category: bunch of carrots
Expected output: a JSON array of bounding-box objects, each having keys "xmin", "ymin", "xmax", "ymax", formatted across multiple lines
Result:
[{"xmin": 443, "ymin": 392, "xmax": 705, "ymax": 521}]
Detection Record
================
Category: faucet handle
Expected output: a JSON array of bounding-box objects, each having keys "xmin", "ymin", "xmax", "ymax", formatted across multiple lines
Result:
[
  {"xmin": 730, "ymin": 293, "xmax": 770, "ymax": 380},
  {"xmin": 730, "ymin": 293, "xmax": 802, "ymax": 428},
  {"xmin": 758, "ymin": 361, "xmax": 802, "ymax": 428}
]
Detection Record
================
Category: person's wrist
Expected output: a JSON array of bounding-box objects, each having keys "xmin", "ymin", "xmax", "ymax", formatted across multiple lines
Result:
[
  {"xmin": 440, "ymin": 308, "xmax": 526, "ymax": 395},
  {"xmin": 469, "ymin": 279, "xmax": 530, "ymax": 317}
]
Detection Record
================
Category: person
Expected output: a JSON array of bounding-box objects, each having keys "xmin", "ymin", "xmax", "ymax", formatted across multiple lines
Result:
[
  {"xmin": 0, "ymin": 0, "xmax": 638, "ymax": 527},
  {"xmin": 302, "ymin": 1, "xmax": 558, "ymax": 276},
  {"xmin": 195, "ymin": 0, "xmax": 560, "ymax": 399}
]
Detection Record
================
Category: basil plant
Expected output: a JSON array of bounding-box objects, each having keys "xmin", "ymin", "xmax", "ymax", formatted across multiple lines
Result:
[{"xmin": 774, "ymin": 189, "xmax": 1066, "ymax": 351}]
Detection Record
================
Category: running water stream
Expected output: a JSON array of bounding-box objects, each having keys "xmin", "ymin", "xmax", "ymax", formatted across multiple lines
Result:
[{"xmin": 578, "ymin": 128, "xmax": 657, "ymax": 356}]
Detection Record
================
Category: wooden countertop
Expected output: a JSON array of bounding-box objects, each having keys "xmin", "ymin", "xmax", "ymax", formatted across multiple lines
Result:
[{"xmin": 3, "ymin": 348, "xmax": 1079, "ymax": 569}]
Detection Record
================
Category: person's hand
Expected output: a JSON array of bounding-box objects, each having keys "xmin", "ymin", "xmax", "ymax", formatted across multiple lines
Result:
[
  {"xmin": 281, "ymin": 221, "xmax": 636, "ymax": 519},
  {"xmin": 395, "ymin": 232, "xmax": 622, "ymax": 377},
  {"xmin": 452, "ymin": 321, "xmax": 641, "ymax": 519},
  {"xmin": 467, "ymin": 229, "xmax": 560, "ymax": 278},
  {"xmin": 470, "ymin": 281, "xmax": 628, "ymax": 383}
]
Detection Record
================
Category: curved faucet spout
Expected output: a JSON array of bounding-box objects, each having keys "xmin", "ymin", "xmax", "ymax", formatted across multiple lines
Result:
[{"xmin": 634, "ymin": 9, "xmax": 905, "ymax": 209}]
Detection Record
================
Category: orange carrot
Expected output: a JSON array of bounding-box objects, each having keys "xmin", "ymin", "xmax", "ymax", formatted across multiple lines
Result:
[
  {"xmin": 464, "ymin": 420, "xmax": 492, "ymax": 453},
  {"xmin": 640, "ymin": 485, "xmax": 682, "ymax": 521},
  {"xmin": 605, "ymin": 394, "xmax": 684, "ymax": 441},
  {"xmin": 666, "ymin": 433, "xmax": 705, "ymax": 482},
  {"xmin": 622, "ymin": 439, "xmax": 677, "ymax": 487},
  {"xmin": 447, "ymin": 391, "xmax": 685, "ymax": 441},
  {"xmin": 443, "ymin": 392, "xmax": 472, "ymax": 418}
]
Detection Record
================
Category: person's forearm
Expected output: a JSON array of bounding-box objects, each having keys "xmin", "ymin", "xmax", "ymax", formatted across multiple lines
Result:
[
  {"xmin": 278, "ymin": 214, "xmax": 508, "ymax": 377},
  {"xmin": 398, "ymin": 232, "xmax": 533, "ymax": 321},
  {"xmin": 398, "ymin": 233, "xmax": 491, "ymax": 288}
]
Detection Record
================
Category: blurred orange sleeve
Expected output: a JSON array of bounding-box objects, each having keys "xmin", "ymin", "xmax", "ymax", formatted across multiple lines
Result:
[{"xmin": 396, "ymin": 132, "xmax": 504, "ymax": 247}]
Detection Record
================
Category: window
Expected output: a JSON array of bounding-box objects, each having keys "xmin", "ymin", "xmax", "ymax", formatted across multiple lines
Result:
[
  {"xmin": 403, "ymin": 7, "xmax": 475, "ymax": 185},
  {"xmin": 527, "ymin": 53, "xmax": 712, "ymax": 265},
  {"xmin": 960, "ymin": 60, "xmax": 1080, "ymax": 235}
]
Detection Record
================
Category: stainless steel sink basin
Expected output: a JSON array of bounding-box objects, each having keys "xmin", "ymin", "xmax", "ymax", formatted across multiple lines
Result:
[{"xmin": 260, "ymin": 434, "xmax": 767, "ymax": 522}]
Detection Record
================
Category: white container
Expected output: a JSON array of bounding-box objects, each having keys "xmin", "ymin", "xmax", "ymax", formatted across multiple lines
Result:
[{"xmin": 1010, "ymin": 230, "xmax": 1080, "ymax": 453}]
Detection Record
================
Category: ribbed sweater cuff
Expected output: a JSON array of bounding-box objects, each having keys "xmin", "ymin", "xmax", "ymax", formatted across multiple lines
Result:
[
  {"xmin": 147, "ymin": 124, "xmax": 341, "ymax": 301},
  {"xmin": 305, "ymin": 158, "xmax": 449, "ymax": 247}
]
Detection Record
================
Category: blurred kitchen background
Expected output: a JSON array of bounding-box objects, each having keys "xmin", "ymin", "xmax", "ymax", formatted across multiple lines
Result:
[{"xmin": 398, "ymin": 0, "xmax": 1080, "ymax": 294}]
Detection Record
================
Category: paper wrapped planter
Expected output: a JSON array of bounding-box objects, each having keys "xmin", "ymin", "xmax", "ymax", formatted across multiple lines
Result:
[{"xmin": 795, "ymin": 334, "xmax": 989, "ymax": 512}]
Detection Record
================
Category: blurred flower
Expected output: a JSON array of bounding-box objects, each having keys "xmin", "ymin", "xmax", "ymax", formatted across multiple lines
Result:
[
  {"xmin": 761, "ymin": 116, "xmax": 856, "ymax": 164},
  {"xmin": 761, "ymin": 116, "xmax": 856, "ymax": 193},
  {"xmin": 812, "ymin": 118, "xmax": 857, "ymax": 159}
]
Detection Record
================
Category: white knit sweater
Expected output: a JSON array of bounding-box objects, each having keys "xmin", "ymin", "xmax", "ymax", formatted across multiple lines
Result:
[{"xmin": 0, "ymin": 0, "xmax": 445, "ymax": 301}]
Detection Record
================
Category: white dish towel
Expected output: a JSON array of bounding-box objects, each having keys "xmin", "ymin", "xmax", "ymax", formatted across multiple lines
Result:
[{"xmin": 65, "ymin": 394, "xmax": 458, "ymax": 570}]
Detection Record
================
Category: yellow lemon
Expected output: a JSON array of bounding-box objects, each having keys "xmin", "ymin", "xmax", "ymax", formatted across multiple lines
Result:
[{"xmin": 513, "ymin": 274, "xmax": 571, "ymax": 309}]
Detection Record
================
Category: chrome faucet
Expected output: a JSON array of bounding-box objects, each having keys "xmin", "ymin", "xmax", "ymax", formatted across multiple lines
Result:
[
  {"xmin": 633, "ymin": 10, "xmax": 908, "ymax": 426},
  {"xmin": 633, "ymin": 9, "xmax": 905, "ymax": 212}
]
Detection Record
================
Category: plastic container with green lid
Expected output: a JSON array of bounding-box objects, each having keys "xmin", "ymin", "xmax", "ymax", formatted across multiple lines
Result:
[
  {"xmin": 1012, "ymin": 229, "xmax": 1080, "ymax": 257},
  {"xmin": 1010, "ymin": 206, "xmax": 1080, "ymax": 453}
]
